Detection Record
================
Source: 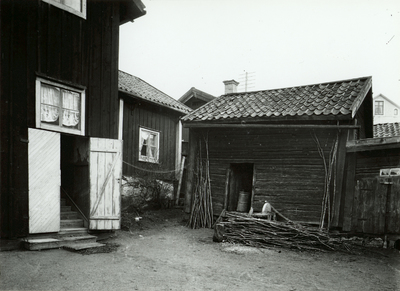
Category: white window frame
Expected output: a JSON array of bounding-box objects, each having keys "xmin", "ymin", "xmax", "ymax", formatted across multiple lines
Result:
[
  {"xmin": 42, "ymin": 0, "xmax": 86, "ymax": 19},
  {"xmin": 139, "ymin": 127, "xmax": 160, "ymax": 163},
  {"xmin": 375, "ymin": 100, "xmax": 384, "ymax": 115},
  {"xmin": 35, "ymin": 77, "xmax": 85, "ymax": 136}
]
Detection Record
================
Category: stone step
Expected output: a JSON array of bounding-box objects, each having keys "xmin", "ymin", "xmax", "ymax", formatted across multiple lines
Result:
[
  {"xmin": 61, "ymin": 219, "xmax": 84, "ymax": 228},
  {"xmin": 23, "ymin": 234, "xmax": 97, "ymax": 251},
  {"xmin": 61, "ymin": 205, "xmax": 71, "ymax": 212},
  {"xmin": 61, "ymin": 211, "xmax": 78, "ymax": 220},
  {"xmin": 58, "ymin": 227, "xmax": 87, "ymax": 236},
  {"xmin": 63, "ymin": 242, "xmax": 105, "ymax": 251}
]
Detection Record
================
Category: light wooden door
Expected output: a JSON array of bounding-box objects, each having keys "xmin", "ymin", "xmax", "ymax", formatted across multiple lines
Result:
[
  {"xmin": 28, "ymin": 128, "xmax": 60, "ymax": 234},
  {"xmin": 89, "ymin": 138, "xmax": 122, "ymax": 230}
]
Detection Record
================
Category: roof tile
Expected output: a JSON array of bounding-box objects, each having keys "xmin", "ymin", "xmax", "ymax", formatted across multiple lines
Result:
[
  {"xmin": 119, "ymin": 71, "xmax": 191, "ymax": 114},
  {"xmin": 373, "ymin": 123, "xmax": 400, "ymax": 138},
  {"xmin": 182, "ymin": 76, "xmax": 372, "ymax": 122}
]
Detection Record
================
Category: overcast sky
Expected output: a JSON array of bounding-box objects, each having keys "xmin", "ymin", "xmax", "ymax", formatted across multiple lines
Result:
[{"xmin": 119, "ymin": 0, "xmax": 400, "ymax": 104}]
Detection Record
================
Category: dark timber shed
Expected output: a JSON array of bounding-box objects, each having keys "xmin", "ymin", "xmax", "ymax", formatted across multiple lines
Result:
[
  {"xmin": 182, "ymin": 76, "xmax": 373, "ymax": 229},
  {"xmin": 118, "ymin": 71, "xmax": 191, "ymax": 181},
  {"xmin": 344, "ymin": 123, "xmax": 400, "ymax": 236}
]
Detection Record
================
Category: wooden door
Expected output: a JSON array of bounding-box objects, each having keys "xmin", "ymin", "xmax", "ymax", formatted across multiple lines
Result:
[
  {"xmin": 89, "ymin": 138, "xmax": 122, "ymax": 230},
  {"xmin": 28, "ymin": 128, "xmax": 60, "ymax": 234},
  {"xmin": 387, "ymin": 177, "xmax": 400, "ymax": 233},
  {"xmin": 352, "ymin": 178, "xmax": 387, "ymax": 234}
]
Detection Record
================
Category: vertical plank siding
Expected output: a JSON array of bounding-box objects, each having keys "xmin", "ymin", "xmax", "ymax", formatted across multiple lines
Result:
[
  {"xmin": 1, "ymin": 0, "xmax": 124, "ymax": 237},
  {"xmin": 1, "ymin": 1, "xmax": 30, "ymax": 237},
  {"xmin": 198, "ymin": 127, "xmax": 343, "ymax": 223},
  {"xmin": 343, "ymin": 148, "xmax": 400, "ymax": 235},
  {"xmin": 122, "ymin": 101, "xmax": 180, "ymax": 180}
]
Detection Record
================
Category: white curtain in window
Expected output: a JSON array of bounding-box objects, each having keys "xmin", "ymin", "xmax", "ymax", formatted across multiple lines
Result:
[
  {"xmin": 41, "ymin": 85, "xmax": 60, "ymax": 122},
  {"xmin": 62, "ymin": 90, "xmax": 80, "ymax": 127},
  {"xmin": 140, "ymin": 131, "xmax": 150, "ymax": 156}
]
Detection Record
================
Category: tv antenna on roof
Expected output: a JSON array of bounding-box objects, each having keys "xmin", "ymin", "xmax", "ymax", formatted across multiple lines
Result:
[{"xmin": 238, "ymin": 71, "xmax": 255, "ymax": 92}]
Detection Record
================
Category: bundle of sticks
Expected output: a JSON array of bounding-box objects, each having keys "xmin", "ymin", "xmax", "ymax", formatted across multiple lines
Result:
[
  {"xmin": 214, "ymin": 211, "xmax": 353, "ymax": 252},
  {"xmin": 188, "ymin": 136, "xmax": 213, "ymax": 229}
]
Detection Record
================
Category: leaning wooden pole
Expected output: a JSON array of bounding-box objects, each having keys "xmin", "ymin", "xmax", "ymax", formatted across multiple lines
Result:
[{"xmin": 184, "ymin": 130, "xmax": 199, "ymax": 213}]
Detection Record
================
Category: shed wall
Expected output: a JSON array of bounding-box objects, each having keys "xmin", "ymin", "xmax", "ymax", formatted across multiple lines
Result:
[{"xmin": 197, "ymin": 127, "xmax": 345, "ymax": 224}]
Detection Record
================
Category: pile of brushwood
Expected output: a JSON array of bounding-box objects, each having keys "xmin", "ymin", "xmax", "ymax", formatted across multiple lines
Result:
[{"xmin": 214, "ymin": 211, "xmax": 378, "ymax": 253}]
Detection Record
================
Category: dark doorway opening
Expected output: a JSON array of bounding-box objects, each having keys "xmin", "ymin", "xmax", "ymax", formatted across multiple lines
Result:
[{"xmin": 228, "ymin": 163, "xmax": 254, "ymax": 212}]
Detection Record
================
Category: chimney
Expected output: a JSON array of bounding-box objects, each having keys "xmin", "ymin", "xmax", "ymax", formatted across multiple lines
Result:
[{"xmin": 223, "ymin": 80, "xmax": 239, "ymax": 94}]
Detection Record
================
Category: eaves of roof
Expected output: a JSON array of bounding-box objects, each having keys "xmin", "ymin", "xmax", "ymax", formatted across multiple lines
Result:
[
  {"xmin": 118, "ymin": 71, "xmax": 191, "ymax": 115},
  {"xmin": 120, "ymin": 0, "xmax": 146, "ymax": 25}
]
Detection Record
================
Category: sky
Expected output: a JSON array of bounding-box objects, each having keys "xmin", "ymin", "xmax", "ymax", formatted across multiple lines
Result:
[{"xmin": 119, "ymin": 0, "xmax": 400, "ymax": 104}]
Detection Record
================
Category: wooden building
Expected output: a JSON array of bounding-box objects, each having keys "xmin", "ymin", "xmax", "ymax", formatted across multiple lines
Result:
[
  {"xmin": 344, "ymin": 123, "xmax": 400, "ymax": 236},
  {"xmin": 118, "ymin": 71, "xmax": 191, "ymax": 181},
  {"xmin": 182, "ymin": 77, "xmax": 373, "ymax": 229},
  {"xmin": 0, "ymin": 0, "xmax": 146, "ymax": 239},
  {"xmin": 178, "ymin": 87, "xmax": 215, "ymax": 143}
]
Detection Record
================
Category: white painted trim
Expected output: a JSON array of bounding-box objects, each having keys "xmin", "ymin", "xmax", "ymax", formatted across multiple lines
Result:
[
  {"xmin": 138, "ymin": 127, "xmax": 160, "ymax": 163},
  {"xmin": 118, "ymin": 99, "xmax": 124, "ymax": 140},
  {"xmin": 35, "ymin": 77, "xmax": 85, "ymax": 136},
  {"xmin": 175, "ymin": 120, "xmax": 182, "ymax": 179},
  {"xmin": 42, "ymin": 0, "xmax": 86, "ymax": 19}
]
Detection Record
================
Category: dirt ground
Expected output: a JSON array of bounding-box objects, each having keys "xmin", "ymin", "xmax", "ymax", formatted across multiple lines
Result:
[{"xmin": 1, "ymin": 209, "xmax": 400, "ymax": 291}]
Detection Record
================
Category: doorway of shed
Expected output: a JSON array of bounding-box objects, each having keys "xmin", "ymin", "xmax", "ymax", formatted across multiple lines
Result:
[{"xmin": 228, "ymin": 163, "xmax": 254, "ymax": 212}]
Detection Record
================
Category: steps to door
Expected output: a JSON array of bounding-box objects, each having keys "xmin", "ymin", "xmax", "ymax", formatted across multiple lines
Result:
[{"xmin": 23, "ymin": 198, "xmax": 105, "ymax": 251}]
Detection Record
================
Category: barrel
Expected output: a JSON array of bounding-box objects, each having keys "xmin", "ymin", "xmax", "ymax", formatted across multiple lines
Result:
[{"xmin": 236, "ymin": 191, "xmax": 250, "ymax": 212}]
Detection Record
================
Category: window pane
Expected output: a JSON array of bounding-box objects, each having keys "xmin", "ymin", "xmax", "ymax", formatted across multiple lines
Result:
[
  {"xmin": 149, "ymin": 146, "xmax": 156, "ymax": 158},
  {"xmin": 139, "ymin": 128, "xmax": 159, "ymax": 163},
  {"xmin": 41, "ymin": 85, "xmax": 60, "ymax": 124},
  {"xmin": 61, "ymin": 90, "xmax": 80, "ymax": 127},
  {"xmin": 375, "ymin": 101, "xmax": 384, "ymax": 115},
  {"xmin": 41, "ymin": 84, "xmax": 60, "ymax": 106},
  {"xmin": 62, "ymin": 90, "xmax": 80, "ymax": 111},
  {"xmin": 148, "ymin": 134, "xmax": 156, "ymax": 146},
  {"xmin": 62, "ymin": 110, "xmax": 80, "ymax": 127}
]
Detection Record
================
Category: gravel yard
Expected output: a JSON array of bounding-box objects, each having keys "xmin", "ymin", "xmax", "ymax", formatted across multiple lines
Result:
[{"xmin": 1, "ymin": 209, "xmax": 399, "ymax": 291}]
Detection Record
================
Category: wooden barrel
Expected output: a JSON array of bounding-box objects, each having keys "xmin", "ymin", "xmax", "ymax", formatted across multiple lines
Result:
[{"xmin": 236, "ymin": 191, "xmax": 250, "ymax": 212}]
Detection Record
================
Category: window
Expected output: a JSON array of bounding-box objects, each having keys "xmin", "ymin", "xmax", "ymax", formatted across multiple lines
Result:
[
  {"xmin": 139, "ymin": 127, "xmax": 160, "ymax": 163},
  {"xmin": 42, "ymin": 0, "xmax": 86, "ymax": 19},
  {"xmin": 375, "ymin": 101, "xmax": 384, "ymax": 115},
  {"xmin": 36, "ymin": 77, "xmax": 85, "ymax": 136},
  {"xmin": 395, "ymin": 109, "xmax": 398, "ymax": 115}
]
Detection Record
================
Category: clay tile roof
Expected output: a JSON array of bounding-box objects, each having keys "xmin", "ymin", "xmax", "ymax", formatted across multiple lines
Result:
[
  {"xmin": 373, "ymin": 123, "xmax": 400, "ymax": 138},
  {"xmin": 182, "ymin": 76, "xmax": 372, "ymax": 123},
  {"xmin": 119, "ymin": 71, "xmax": 191, "ymax": 114}
]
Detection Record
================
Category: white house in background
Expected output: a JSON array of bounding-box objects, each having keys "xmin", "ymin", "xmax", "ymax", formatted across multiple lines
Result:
[{"xmin": 373, "ymin": 94, "xmax": 400, "ymax": 124}]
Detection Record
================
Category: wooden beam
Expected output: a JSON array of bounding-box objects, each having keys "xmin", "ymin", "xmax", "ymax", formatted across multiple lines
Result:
[
  {"xmin": 175, "ymin": 156, "xmax": 185, "ymax": 205},
  {"xmin": 342, "ymin": 153, "xmax": 356, "ymax": 231},
  {"xmin": 332, "ymin": 130, "xmax": 348, "ymax": 227},
  {"xmin": 223, "ymin": 167, "xmax": 230, "ymax": 211},
  {"xmin": 184, "ymin": 123, "xmax": 361, "ymax": 129},
  {"xmin": 184, "ymin": 130, "xmax": 198, "ymax": 213},
  {"xmin": 347, "ymin": 136, "xmax": 400, "ymax": 152}
]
